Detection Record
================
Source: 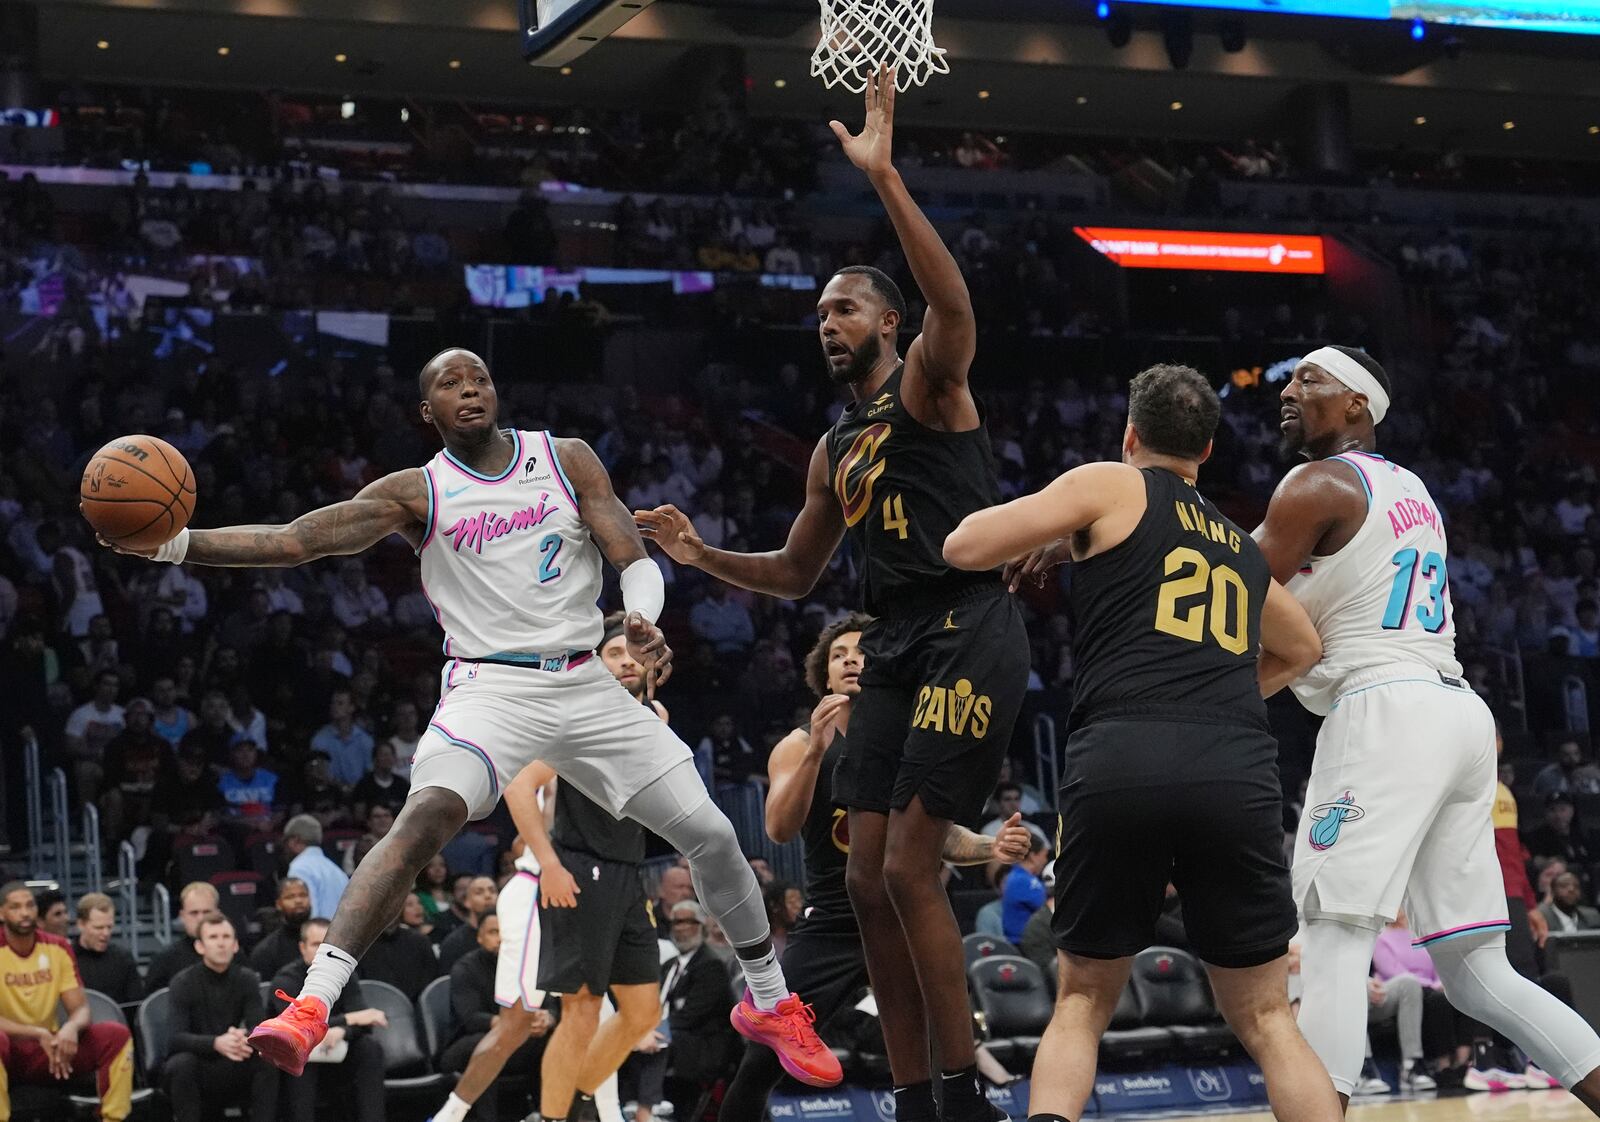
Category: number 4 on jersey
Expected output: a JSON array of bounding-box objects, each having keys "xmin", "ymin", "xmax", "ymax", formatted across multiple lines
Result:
[
  {"xmin": 1382, "ymin": 548, "xmax": 1447, "ymax": 632},
  {"xmin": 882, "ymin": 494, "xmax": 908, "ymax": 540}
]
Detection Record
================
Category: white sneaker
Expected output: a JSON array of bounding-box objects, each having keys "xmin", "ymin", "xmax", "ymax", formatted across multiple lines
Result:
[
  {"xmin": 1464, "ymin": 1066, "xmax": 1526, "ymax": 1092},
  {"xmin": 1402, "ymin": 1065, "xmax": 1438, "ymax": 1093},
  {"xmin": 1525, "ymin": 1063, "xmax": 1563, "ymax": 1089},
  {"xmin": 1354, "ymin": 1074, "xmax": 1393, "ymax": 1096}
]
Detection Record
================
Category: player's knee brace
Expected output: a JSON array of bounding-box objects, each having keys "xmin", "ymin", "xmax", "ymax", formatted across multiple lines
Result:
[
  {"xmin": 1296, "ymin": 916, "xmax": 1381, "ymax": 1096},
  {"xmin": 1427, "ymin": 932, "xmax": 1600, "ymax": 1087}
]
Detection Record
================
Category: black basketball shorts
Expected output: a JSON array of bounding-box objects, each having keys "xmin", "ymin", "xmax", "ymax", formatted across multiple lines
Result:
[
  {"xmin": 537, "ymin": 843, "xmax": 660, "ymax": 995},
  {"xmin": 1051, "ymin": 710, "xmax": 1297, "ymax": 969},
  {"xmin": 833, "ymin": 584, "xmax": 1030, "ymax": 822}
]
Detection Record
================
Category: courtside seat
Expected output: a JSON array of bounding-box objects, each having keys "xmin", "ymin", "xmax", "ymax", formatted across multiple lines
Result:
[
  {"xmin": 967, "ymin": 955, "xmax": 1053, "ymax": 1067},
  {"xmin": 1130, "ymin": 947, "xmax": 1236, "ymax": 1057},
  {"xmin": 962, "ymin": 932, "xmax": 1017, "ymax": 969},
  {"xmin": 1098, "ymin": 982, "xmax": 1174, "ymax": 1062},
  {"xmin": 358, "ymin": 979, "xmax": 453, "ymax": 1096}
]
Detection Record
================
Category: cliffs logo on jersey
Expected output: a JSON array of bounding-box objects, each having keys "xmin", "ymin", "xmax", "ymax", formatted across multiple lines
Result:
[
  {"xmin": 442, "ymin": 495, "xmax": 561, "ymax": 554},
  {"xmin": 834, "ymin": 423, "xmax": 891, "ymax": 527},
  {"xmin": 1307, "ymin": 791, "xmax": 1365, "ymax": 851},
  {"xmin": 830, "ymin": 807, "xmax": 851, "ymax": 855},
  {"xmin": 912, "ymin": 678, "xmax": 992, "ymax": 739}
]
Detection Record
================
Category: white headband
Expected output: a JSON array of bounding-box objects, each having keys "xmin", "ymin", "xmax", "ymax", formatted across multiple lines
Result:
[{"xmin": 1302, "ymin": 346, "xmax": 1389, "ymax": 426}]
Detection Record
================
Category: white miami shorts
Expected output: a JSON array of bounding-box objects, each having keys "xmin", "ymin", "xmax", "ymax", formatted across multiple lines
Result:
[
  {"xmin": 495, "ymin": 868, "xmax": 544, "ymax": 1010},
  {"xmin": 410, "ymin": 657, "xmax": 692, "ymax": 821},
  {"xmin": 1292, "ymin": 664, "xmax": 1510, "ymax": 947}
]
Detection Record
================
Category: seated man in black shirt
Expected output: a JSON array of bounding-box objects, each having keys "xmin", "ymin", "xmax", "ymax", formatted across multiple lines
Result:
[
  {"xmin": 249, "ymin": 877, "xmax": 312, "ymax": 978},
  {"xmin": 445, "ymin": 910, "xmax": 552, "ymax": 1122},
  {"xmin": 269, "ymin": 917, "xmax": 389, "ymax": 1122},
  {"xmin": 438, "ymin": 875, "xmax": 498, "ymax": 972},
  {"xmin": 359, "ymin": 910, "xmax": 441, "ymax": 1004},
  {"xmin": 73, "ymin": 892, "xmax": 142, "ymax": 1004},
  {"xmin": 163, "ymin": 912, "xmax": 279, "ymax": 1122},
  {"xmin": 146, "ymin": 882, "xmax": 219, "ymax": 992},
  {"xmin": 351, "ymin": 741, "xmax": 410, "ymax": 819}
]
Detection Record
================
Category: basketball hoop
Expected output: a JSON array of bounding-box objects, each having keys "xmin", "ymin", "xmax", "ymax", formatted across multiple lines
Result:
[{"xmin": 810, "ymin": 0, "xmax": 948, "ymax": 93}]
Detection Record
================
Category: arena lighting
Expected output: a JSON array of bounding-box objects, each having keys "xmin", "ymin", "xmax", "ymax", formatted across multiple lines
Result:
[
  {"xmin": 1097, "ymin": 0, "xmax": 1111, "ymax": 17},
  {"xmin": 1074, "ymin": 227, "xmax": 1327, "ymax": 274},
  {"xmin": 1161, "ymin": 10, "xmax": 1194, "ymax": 67},
  {"xmin": 1411, "ymin": 16, "xmax": 1426, "ymax": 38}
]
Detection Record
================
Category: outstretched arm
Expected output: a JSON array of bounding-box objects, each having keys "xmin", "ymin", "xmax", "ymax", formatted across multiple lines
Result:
[
  {"xmin": 831, "ymin": 65, "xmax": 975, "ymax": 397},
  {"xmin": 945, "ymin": 461, "xmax": 1139, "ymax": 573},
  {"xmin": 95, "ymin": 469, "xmax": 427, "ymax": 567},
  {"xmin": 637, "ymin": 437, "xmax": 844, "ymax": 600}
]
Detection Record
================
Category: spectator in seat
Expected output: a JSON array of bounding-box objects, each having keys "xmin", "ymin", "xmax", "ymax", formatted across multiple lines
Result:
[
  {"xmin": 696, "ymin": 714, "xmax": 760, "ymax": 789},
  {"xmin": 444, "ymin": 910, "xmax": 551, "ymax": 1121},
  {"xmin": 99, "ymin": 697, "xmax": 169, "ymax": 844},
  {"xmin": 438, "ymin": 876, "xmax": 499, "ymax": 972},
  {"xmin": 660, "ymin": 900, "xmax": 735, "ymax": 1119},
  {"xmin": 1531, "ymin": 739, "xmax": 1600, "ymax": 800},
  {"xmin": 430, "ymin": 873, "xmax": 476, "ymax": 946},
  {"xmin": 248, "ymin": 878, "xmax": 312, "ymax": 978},
  {"xmin": 416, "ymin": 855, "xmax": 452, "ymax": 924},
  {"xmin": 148, "ymin": 676, "xmax": 194, "ymax": 749},
  {"xmin": 1020, "ymin": 892, "xmax": 1056, "ymax": 979},
  {"xmin": 400, "ymin": 893, "xmax": 433, "ymax": 938},
  {"xmin": 688, "ymin": 582, "xmax": 754, "ymax": 656},
  {"xmin": 1540, "ymin": 872, "xmax": 1600, "ymax": 934},
  {"xmin": 146, "ymin": 745, "xmax": 225, "ymax": 881},
  {"xmin": 269, "ymin": 917, "xmax": 388, "ymax": 1122},
  {"xmin": 360, "ymin": 909, "xmax": 440, "ymax": 1004},
  {"xmin": 350, "ymin": 741, "xmax": 409, "ymax": 820},
  {"xmin": 179, "ymin": 690, "xmax": 238, "ymax": 766},
  {"xmin": 287, "ymin": 753, "xmax": 348, "ymax": 829},
  {"xmin": 33, "ymin": 889, "xmax": 68, "ymax": 939},
  {"xmin": 73, "ymin": 893, "xmax": 141, "ymax": 1005},
  {"xmin": 1368, "ymin": 913, "xmax": 1435, "ymax": 1091},
  {"xmin": 282, "ymin": 814, "xmax": 349, "ymax": 920},
  {"xmin": 163, "ymin": 913, "xmax": 278, "ymax": 1122},
  {"xmin": 0, "ymin": 882, "xmax": 134, "ymax": 1122},
  {"xmin": 981, "ymin": 783, "xmax": 1049, "ymax": 847},
  {"xmin": 64, "ymin": 669, "xmax": 123, "ymax": 805},
  {"xmin": 1524, "ymin": 793, "xmax": 1592, "ymax": 867},
  {"xmin": 1001, "ymin": 835, "xmax": 1049, "ymax": 944},
  {"xmin": 217, "ymin": 737, "xmax": 278, "ymax": 844},
  {"xmin": 656, "ymin": 866, "xmax": 695, "ymax": 924},
  {"xmin": 310, "ymin": 688, "xmax": 374, "ymax": 788},
  {"xmin": 146, "ymin": 882, "xmax": 219, "ymax": 992}
]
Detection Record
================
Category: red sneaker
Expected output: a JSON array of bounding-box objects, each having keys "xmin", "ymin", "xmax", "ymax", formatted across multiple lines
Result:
[
  {"xmin": 730, "ymin": 989, "xmax": 843, "ymax": 1087},
  {"xmin": 248, "ymin": 991, "xmax": 329, "ymax": 1076}
]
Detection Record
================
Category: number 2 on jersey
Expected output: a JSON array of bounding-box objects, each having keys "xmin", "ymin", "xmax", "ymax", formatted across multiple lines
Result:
[
  {"xmin": 1382, "ymin": 547, "xmax": 1447, "ymax": 632},
  {"xmin": 537, "ymin": 532, "xmax": 563, "ymax": 583},
  {"xmin": 1153, "ymin": 546, "xmax": 1250, "ymax": 654}
]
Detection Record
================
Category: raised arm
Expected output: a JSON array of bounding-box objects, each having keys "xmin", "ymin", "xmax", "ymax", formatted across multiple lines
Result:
[
  {"xmin": 1257, "ymin": 579, "xmax": 1323, "ymax": 698},
  {"xmin": 944, "ymin": 461, "xmax": 1141, "ymax": 573},
  {"xmin": 1252, "ymin": 461, "xmax": 1366, "ymax": 585},
  {"xmin": 765, "ymin": 696, "xmax": 851, "ymax": 844},
  {"xmin": 831, "ymin": 65, "xmax": 976, "ymax": 409},
  {"xmin": 94, "ymin": 468, "xmax": 427, "ymax": 567},
  {"xmin": 637, "ymin": 437, "xmax": 844, "ymax": 600}
]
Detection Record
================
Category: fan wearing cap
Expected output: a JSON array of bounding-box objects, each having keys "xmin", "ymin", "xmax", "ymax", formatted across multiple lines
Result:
[{"xmin": 1255, "ymin": 345, "xmax": 1600, "ymax": 1109}]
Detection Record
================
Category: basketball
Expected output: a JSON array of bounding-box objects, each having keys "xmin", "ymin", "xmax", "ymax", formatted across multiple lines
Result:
[{"xmin": 79, "ymin": 435, "xmax": 196, "ymax": 552}]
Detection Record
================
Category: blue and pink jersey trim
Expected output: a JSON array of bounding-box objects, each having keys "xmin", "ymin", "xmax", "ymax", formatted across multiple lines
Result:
[{"xmin": 1411, "ymin": 919, "xmax": 1511, "ymax": 947}]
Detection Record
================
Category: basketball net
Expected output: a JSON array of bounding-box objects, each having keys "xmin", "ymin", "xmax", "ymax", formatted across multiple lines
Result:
[{"xmin": 810, "ymin": 0, "xmax": 948, "ymax": 93}]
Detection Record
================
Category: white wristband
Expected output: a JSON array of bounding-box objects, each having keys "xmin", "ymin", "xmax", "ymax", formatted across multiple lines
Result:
[
  {"xmin": 153, "ymin": 527, "xmax": 190, "ymax": 565},
  {"xmin": 620, "ymin": 557, "xmax": 665, "ymax": 624}
]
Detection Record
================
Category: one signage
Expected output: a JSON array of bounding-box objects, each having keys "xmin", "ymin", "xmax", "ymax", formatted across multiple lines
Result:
[{"xmin": 1074, "ymin": 227, "xmax": 1326, "ymax": 274}]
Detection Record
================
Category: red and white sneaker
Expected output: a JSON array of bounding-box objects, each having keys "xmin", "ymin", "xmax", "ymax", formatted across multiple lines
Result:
[
  {"xmin": 248, "ymin": 991, "xmax": 329, "ymax": 1076},
  {"xmin": 730, "ymin": 989, "xmax": 843, "ymax": 1087},
  {"xmin": 1525, "ymin": 1063, "xmax": 1563, "ymax": 1089}
]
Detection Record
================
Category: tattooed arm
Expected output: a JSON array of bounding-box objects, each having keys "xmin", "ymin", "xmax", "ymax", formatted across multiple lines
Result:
[
  {"xmin": 553, "ymin": 437, "xmax": 648, "ymax": 572},
  {"xmin": 942, "ymin": 814, "xmax": 1033, "ymax": 866},
  {"xmin": 100, "ymin": 469, "xmax": 429, "ymax": 567}
]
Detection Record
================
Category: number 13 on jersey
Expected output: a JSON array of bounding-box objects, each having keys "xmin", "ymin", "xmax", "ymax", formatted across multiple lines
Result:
[{"xmin": 1382, "ymin": 548, "xmax": 1447, "ymax": 632}]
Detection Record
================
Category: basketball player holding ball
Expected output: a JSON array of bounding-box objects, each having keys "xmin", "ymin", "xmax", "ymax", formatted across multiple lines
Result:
[{"xmin": 86, "ymin": 348, "xmax": 839, "ymax": 1089}]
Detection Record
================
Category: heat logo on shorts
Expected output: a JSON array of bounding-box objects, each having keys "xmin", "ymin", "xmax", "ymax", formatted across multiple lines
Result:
[{"xmin": 1307, "ymin": 791, "xmax": 1365, "ymax": 851}]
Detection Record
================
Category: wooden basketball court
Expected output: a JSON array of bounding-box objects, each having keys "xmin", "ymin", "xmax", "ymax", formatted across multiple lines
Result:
[{"xmin": 1194, "ymin": 1092, "xmax": 1589, "ymax": 1122}]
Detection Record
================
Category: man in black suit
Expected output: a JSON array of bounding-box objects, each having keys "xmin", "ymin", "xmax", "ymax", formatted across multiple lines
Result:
[
  {"xmin": 661, "ymin": 900, "xmax": 736, "ymax": 1117},
  {"xmin": 249, "ymin": 877, "xmax": 312, "ymax": 978},
  {"xmin": 359, "ymin": 909, "xmax": 441, "ymax": 1003},
  {"xmin": 444, "ymin": 910, "xmax": 553, "ymax": 1122},
  {"xmin": 74, "ymin": 893, "xmax": 142, "ymax": 1004},
  {"xmin": 269, "ymin": 917, "xmax": 389, "ymax": 1122}
]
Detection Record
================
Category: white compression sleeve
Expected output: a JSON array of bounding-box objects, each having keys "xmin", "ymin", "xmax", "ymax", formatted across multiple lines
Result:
[
  {"xmin": 1429, "ymin": 932, "xmax": 1600, "ymax": 1087},
  {"xmin": 620, "ymin": 557, "xmax": 665, "ymax": 624},
  {"xmin": 1298, "ymin": 917, "xmax": 1381, "ymax": 1096}
]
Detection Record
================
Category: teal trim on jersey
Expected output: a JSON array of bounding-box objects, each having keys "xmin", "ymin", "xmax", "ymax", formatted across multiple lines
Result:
[
  {"xmin": 442, "ymin": 429, "xmax": 522, "ymax": 482},
  {"xmin": 545, "ymin": 433, "xmax": 579, "ymax": 507},
  {"xmin": 1328, "ymin": 454, "xmax": 1374, "ymax": 506},
  {"xmin": 427, "ymin": 722, "xmax": 500, "ymax": 798},
  {"xmin": 480, "ymin": 648, "xmax": 588, "ymax": 665},
  {"xmin": 1411, "ymin": 921, "xmax": 1511, "ymax": 948},
  {"xmin": 1329, "ymin": 676, "xmax": 1467, "ymax": 711}
]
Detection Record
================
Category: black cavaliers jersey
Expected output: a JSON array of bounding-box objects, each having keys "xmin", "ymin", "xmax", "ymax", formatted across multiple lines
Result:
[
  {"xmin": 553, "ymin": 779, "xmax": 646, "ymax": 865},
  {"xmin": 800, "ymin": 730, "xmax": 854, "ymax": 932},
  {"xmin": 827, "ymin": 365, "xmax": 1002, "ymax": 614},
  {"xmin": 1067, "ymin": 468, "xmax": 1271, "ymax": 729}
]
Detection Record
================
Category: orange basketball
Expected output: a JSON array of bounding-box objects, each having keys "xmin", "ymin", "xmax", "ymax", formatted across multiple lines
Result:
[{"xmin": 80, "ymin": 435, "xmax": 196, "ymax": 552}]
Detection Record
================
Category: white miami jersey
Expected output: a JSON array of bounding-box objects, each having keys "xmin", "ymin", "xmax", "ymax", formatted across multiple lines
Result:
[
  {"xmin": 1287, "ymin": 451, "xmax": 1463, "ymax": 715},
  {"xmin": 417, "ymin": 429, "xmax": 604, "ymax": 661}
]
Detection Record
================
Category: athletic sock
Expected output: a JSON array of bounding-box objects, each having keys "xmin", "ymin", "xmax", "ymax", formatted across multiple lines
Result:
[
  {"xmin": 299, "ymin": 942, "xmax": 357, "ymax": 1012},
  {"xmin": 570, "ymin": 1091, "xmax": 598, "ymax": 1121},
  {"xmin": 738, "ymin": 946, "xmax": 788, "ymax": 1010},
  {"xmin": 942, "ymin": 1064, "xmax": 984, "ymax": 1108},
  {"xmin": 893, "ymin": 1080, "xmax": 937, "ymax": 1121},
  {"xmin": 1028, "ymin": 1115, "xmax": 1073, "ymax": 1122},
  {"xmin": 432, "ymin": 1092, "xmax": 472, "ymax": 1122}
]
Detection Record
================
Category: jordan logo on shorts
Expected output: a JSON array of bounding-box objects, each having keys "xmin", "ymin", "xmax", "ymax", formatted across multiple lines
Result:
[{"xmin": 1307, "ymin": 791, "xmax": 1366, "ymax": 851}]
